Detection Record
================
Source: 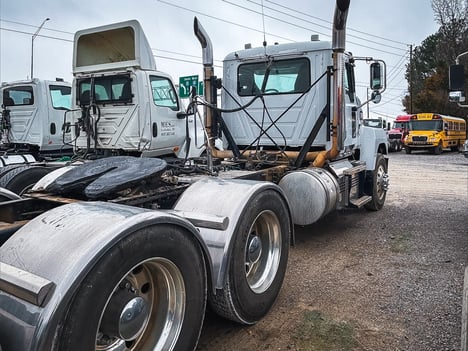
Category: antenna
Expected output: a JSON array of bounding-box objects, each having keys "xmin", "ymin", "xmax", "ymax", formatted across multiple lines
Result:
[{"xmin": 261, "ymin": 0, "xmax": 267, "ymax": 49}]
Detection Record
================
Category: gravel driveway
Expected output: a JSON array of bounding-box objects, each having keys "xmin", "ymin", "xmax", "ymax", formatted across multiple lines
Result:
[{"xmin": 197, "ymin": 151, "xmax": 468, "ymax": 351}]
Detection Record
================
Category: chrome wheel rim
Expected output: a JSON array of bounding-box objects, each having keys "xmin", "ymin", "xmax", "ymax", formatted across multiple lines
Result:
[
  {"xmin": 244, "ymin": 210, "xmax": 282, "ymax": 294},
  {"xmin": 96, "ymin": 257, "xmax": 185, "ymax": 351},
  {"xmin": 375, "ymin": 163, "xmax": 388, "ymax": 201}
]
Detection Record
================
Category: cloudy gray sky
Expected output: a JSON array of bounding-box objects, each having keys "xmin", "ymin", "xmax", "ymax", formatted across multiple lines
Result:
[{"xmin": 0, "ymin": 0, "xmax": 439, "ymax": 120}]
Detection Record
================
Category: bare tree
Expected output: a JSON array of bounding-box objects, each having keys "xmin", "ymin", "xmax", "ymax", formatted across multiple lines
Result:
[{"xmin": 431, "ymin": 0, "xmax": 467, "ymax": 62}]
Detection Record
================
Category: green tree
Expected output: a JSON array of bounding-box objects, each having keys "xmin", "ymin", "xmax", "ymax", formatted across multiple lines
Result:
[{"xmin": 403, "ymin": 0, "xmax": 468, "ymax": 117}]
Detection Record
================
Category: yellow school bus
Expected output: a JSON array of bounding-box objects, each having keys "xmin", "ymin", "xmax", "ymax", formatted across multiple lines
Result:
[{"xmin": 404, "ymin": 113, "xmax": 466, "ymax": 154}]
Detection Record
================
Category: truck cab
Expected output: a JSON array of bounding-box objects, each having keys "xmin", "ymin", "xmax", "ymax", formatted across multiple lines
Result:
[
  {"xmin": 69, "ymin": 20, "xmax": 203, "ymax": 159},
  {"xmin": 387, "ymin": 114, "xmax": 410, "ymax": 152},
  {"xmin": 0, "ymin": 78, "xmax": 72, "ymax": 159},
  {"xmin": 220, "ymin": 40, "xmax": 388, "ymax": 172}
]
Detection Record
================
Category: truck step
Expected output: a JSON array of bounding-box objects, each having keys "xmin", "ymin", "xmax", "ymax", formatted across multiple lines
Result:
[{"xmin": 349, "ymin": 195, "xmax": 372, "ymax": 208}]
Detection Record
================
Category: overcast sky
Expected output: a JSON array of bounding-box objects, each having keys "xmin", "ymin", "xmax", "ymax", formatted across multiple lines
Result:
[{"xmin": 0, "ymin": 0, "xmax": 439, "ymax": 120}]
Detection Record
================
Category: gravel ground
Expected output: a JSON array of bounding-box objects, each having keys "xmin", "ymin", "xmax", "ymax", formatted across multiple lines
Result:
[{"xmin": 197, "ymin": 150, "xmax": 468, "ymax": 351}]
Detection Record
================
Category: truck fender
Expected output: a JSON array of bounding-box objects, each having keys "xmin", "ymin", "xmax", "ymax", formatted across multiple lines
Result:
[
  {"xmin": 359, "ymin": 126, "xmax": 388, "ymax": 170},
  {"xmin": 173, "ymin": 178, "xmax": 294, "ymax": 290},
  {"xmin": 0, "ymin": 201, "xmax": 211, "ymax": 351}
]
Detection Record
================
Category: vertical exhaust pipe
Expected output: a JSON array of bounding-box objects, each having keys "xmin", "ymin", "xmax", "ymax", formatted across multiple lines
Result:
[
  {"xmin": 313, "ymin": 0, "xmax": 350, "ymax": 167},
  {"xmin": 194, "ymin": 17, "xmax": 215, "ymax": 146},
  {"xmin": 194, "ymin": 17, "xmax": 237, "ymax": 161}
]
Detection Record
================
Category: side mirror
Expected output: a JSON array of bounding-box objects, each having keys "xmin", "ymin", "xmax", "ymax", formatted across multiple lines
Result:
[
  {"xmin": 370, "ymin": 62, "xmax": 384, "ymax": 91},
  {"xmin": 371, "ymin": 91, "xmax": 381, "ymax": 104},
  {"xmin": 449, "ymin": 91, "xmax": 466, "ymax": 103},
  {"xmin": 449, "ymin": 64, "xmax": 465, "ymax": 91}
]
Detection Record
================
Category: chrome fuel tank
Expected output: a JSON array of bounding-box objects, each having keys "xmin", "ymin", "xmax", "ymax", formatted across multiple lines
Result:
[{"xmin": 279, "ymin": 168, "xmax": 339, "ymax": 226}]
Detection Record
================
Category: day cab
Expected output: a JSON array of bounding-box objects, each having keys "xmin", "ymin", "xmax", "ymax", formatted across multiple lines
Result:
[
  {"xmin": 404, "ymin": 113, "xmax": 466, "ymax": 154},
  {"xmin": 0, "ymin": 79, "xmax": 72, "ymax": 159},
  {"xmin": 387, "ymin": 114, "xmax": 410, "ymax": 152}
]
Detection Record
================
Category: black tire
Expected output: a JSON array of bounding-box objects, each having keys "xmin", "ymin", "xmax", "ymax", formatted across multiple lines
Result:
[
  {"xmin": 434, "ymin": 143, "xmax": 443, "ymax": 155},
  {"xmin": 0, "ymin": 164, "xmax": 24, "ymax": 179},
  {"xmin": 404, "ymin": 146, "xmax": 412, "ymax": 154},
  {"xmin": 0, "ymin": 165, "xmax": 51, "ymax": 195},
  {"xmin": 209, "ymin": 189, "xmax": 290, "ymax": 325},
  {"xmin": 364, "ymin": 154, "xmax": 388, "ymax": 211},
  {"xmin": 59, "ymin": 224, "xmax": 207, "ymax": 351}
]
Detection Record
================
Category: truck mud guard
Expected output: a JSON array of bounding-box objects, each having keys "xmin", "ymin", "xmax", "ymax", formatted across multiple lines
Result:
[
  {"xmin": 0, "ymin": 202, "xmax": 211, "ymax": 350},
  {"xmin": 174, "ymin": 178, "xmax": 293, "ymax": 324}
]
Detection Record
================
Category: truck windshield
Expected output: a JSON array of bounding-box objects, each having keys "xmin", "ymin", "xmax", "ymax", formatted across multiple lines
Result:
[
  {"xmin": 409, "ymin": 120, "xmax": 443, "ymax": 131},
  {"xmin": 237, "ymin": 58, "xmax": 310, "ymax": 96},
  {"xmin": 393, "ymin": 122, "xmax": 408, "ymax": 129},
  {"xmin": 2, "ymin": 86, "xmax": 34, "ymax": 106},
  {"xmin": 78, "ymin": 75, "xmax": 132, "ymax": 105},
  {"xmin": 50, "ymin": 85, "xmax": 71, "ymax": 110}
]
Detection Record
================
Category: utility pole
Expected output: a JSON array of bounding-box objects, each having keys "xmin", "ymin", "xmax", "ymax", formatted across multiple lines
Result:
[
  {"xmin": 409, "ymin": 44, "xmax": 413, "ymax": 114},
  {"xmin": 30, "ymin": 18, "xmax": 50, "ymax": 80}
]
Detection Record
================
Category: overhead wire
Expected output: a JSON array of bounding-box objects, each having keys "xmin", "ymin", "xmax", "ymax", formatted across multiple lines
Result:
[
  {"xmin": 264, "ymin": 0, "xmax": 409, "ymax": 46},
  {"xmin": 231, "ymin": 0, "xmax": 408, "ymax": 53},
  {"xmin": 2, "ymin": 1, "xmax": 412, "ymax": 115}
]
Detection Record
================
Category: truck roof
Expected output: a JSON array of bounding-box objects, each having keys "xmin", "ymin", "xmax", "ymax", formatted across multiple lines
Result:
[
  {"xmin": 73, "ymin": 20, "xmax": 156, "ymax": 74},
  {"xmin": 394, "ymin": 115, "xmax": 411, "ymax": 121},
  {"xmin": 1, "ymin": 78, "xmax": 70, "ymax": 88},
  {"xmin": 223, "ymin": 40, "xmax": 332, "ymax": 62}
]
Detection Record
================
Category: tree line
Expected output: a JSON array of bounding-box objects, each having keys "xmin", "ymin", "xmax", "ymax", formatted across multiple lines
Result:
[{"xmin": 403, "ymin": 0, "xmax": 468, "ymax": 118}]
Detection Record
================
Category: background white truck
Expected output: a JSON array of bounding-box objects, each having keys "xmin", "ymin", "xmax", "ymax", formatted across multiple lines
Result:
[
  {"xmin": 0, "ymin": 79, "xmax": 73, "ymax": 195},
  {"xmin": 0, "ymin": 0, "xmax": 389, "ymax": 350},
  {"xmin": 0, "ymin": 78, "xmax": 72, "ymax": 161}
]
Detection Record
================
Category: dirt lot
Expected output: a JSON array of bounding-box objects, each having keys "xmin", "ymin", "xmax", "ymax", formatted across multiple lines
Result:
[{"xmin": 197, "ymin": 150, "xmax": 468, "ymax": 351}]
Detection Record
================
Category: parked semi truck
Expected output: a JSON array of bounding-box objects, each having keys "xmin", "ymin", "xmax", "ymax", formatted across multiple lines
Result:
[
  {"xmin": 0, "ymin": 1, "xmax": 389, "ymax": 350},
  {"xmin": 0, "ymin": 79, "xmax": 73, "ymax": 195},
  {"xmin": 387, "ymin": 115, "xmax": 410, "ymax": 152},
  {"xmin": 0, "ymin": 78, "xmax": 73, "ymax": 160}
]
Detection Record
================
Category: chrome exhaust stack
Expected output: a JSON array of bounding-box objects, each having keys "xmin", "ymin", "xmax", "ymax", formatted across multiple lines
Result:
[
  {"xmin": 193, "ymin": 17, "xmax": 215, "ymax": 141},
  {"xmin": 332, "ymin": 0, "xmax": 350, "ymax": 152},
  {"xmin": 194, "ymin": 17, "xmax": 217, "ymax": 167},
  {"xmin": 313, "ymin": 0, "xmax": 350, "ymax": 167}
]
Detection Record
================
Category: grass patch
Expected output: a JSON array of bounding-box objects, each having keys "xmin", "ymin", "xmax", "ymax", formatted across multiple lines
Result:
[{"xmin": 293, "ymin": 310, "xmax": 357, "ymax": 351}]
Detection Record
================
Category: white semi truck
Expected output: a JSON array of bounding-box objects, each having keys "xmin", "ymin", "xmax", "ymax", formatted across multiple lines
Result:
[
  {"xmin": 0, "ymin": 79, "xmax": 73, "ymax": 195},
  {"xmin": 0, "ymin": 78, "xmax": 72, "ymax": 160},
  {"xmin": 0, "ymin": 1, "xmax": 389, "ymax": 350}
]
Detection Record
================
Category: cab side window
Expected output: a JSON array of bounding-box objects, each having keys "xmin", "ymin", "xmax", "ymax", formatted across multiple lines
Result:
[{"xmin": 150, "ymin": 76, "xmax": 179, "ymax": 111}]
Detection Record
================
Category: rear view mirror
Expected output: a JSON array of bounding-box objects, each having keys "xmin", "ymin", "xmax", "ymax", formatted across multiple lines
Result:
[
  {"xmin": 449, "ymin": 91, "xmax": 466, "ymax": 103},
  {"xmin": 449, "ymin": 64, "xmax": 465, "ymax": 91},
  {"xmin": 370, "ymin": 62, "xmax": 384, "ymax": 91},
  {"xmin": 371, "ymin": 91, "xmax": 381, "ymax": 104}
]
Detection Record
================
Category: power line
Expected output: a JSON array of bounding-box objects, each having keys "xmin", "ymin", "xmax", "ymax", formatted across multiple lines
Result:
[
  {"xmin": 156, "ymin": 0, "xmax": 296, "ymax": 43},
  {"xmin": 0, "ymin": 18, "xmax": 74, "ymax": 35},
  {"xmin": 264, "ymin": 0, "xmax": 409, "ymax": 46},
  {"xmin": 232, "ymin": 0, "xmax": 408, "ymax": 53},
  {"xmin": 0, "ymin": 27, "xmax": 73, "ymax": 42}
]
